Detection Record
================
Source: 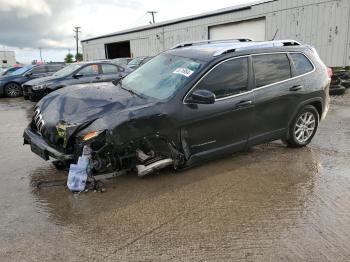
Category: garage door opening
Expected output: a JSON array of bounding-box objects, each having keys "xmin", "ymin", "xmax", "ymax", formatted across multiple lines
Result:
[
  {"xmin": 209, "ymin": 18, "xmax": 266, "ymax": 41},
  {"xmin": 105, "ymin": 41, "xmax": 131, "ymax": 59}
]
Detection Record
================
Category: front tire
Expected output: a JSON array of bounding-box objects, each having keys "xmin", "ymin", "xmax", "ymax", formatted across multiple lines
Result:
[
  {"xmin": 285, "ymin": 105, "xmax": 319, "ymax": 148},
  {"xmin": 4, "ymin": 82, "xmax": 22, "ymax": 97}
]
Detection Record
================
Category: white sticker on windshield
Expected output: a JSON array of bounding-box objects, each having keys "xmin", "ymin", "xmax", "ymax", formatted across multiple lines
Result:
[{"xmin": 173, "ymin": 67, "xmax": 194, "ymax": 77}]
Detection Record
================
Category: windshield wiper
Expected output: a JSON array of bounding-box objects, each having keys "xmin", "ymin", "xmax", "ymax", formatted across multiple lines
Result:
[{"xmin": 119, "ymin": 85, "xmax": 143, "ymax": 99}]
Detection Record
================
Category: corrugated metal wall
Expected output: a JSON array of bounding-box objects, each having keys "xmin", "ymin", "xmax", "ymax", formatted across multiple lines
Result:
[
  {"xmin": 0, "ymin": 51, "xmax": 16, "ymax": 67},
  {"xmin": 82, "ymin": 0, "xmax": 350, "ymax": 67}
]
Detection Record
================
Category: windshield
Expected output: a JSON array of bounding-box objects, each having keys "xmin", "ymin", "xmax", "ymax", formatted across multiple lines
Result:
[
  {"xmin": 10, "ymin": 65, "xmax": 34, "ymax": 75},
  {"xmin": 121, "ymin": 54, "xmax": 204, "ymax": 100},
  {"xmin": 53, "ymin": 63, "xmax": 82, "ymax": 77}
]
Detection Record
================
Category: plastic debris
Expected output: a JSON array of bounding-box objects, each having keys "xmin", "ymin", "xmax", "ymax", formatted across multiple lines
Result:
[{"xmin": 67, "ymin": 145, "xmax": 92, "ymax": 192}]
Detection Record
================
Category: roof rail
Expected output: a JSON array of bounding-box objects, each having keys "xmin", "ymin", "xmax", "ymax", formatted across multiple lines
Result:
[
  {"xmin": 172, "ymin": 38, "xmax": 253, "ymax": 49},
  {"xmin": 213, "ymin": 39, "xmax": 302, "ymax": 56}
]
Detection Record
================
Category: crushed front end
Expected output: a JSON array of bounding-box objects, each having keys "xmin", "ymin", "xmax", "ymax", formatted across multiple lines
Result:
[{"xmin": 24, "ymin": 106, "xmax": 184, "ymax": 176}]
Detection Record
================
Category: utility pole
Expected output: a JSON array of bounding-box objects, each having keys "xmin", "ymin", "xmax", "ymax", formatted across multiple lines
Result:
[
  {"xmin": 147, "ymin": 11, "xmax": 157, "ymax": 24},
  {"xmin": 39, "ymin": 47, "xmax": 43, "ymax": 62},
  {"xmin": 73, "ymin": 26, "xmax": 82, "ymax": 60}
]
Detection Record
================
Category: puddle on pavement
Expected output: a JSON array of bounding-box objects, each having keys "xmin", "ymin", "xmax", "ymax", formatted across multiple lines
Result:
[{"xmin": 0, "ymin": 96, "xmax": 349, "ymax": 261}]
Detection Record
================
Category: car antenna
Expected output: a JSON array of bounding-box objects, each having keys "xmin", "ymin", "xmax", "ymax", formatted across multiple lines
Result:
[{"xmin": 271, "ymin": 29, "xmax": 279, "ymax": 41}]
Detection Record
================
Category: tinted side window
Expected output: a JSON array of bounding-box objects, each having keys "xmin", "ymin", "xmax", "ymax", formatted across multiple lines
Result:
[
  {"xmin": 195, "ymin": 58, "xmax": 249, "ymax": 99},
  {"xmin": 290, "ymin": 53, "xmax": 314, "ymax": 76},
  {"xmin": 79, "ymin": 64, "xmax": 99, "ymax": 76},
  {"xmin": 253, "ymin": 54, "xmax": 291, "ymax": 87},
  {"xmin": 47, "ymin": 65, "xmax": 64, "ymax": 72},
  {"xmin": 31, "ymin": 66, "xmax": 47, "ymax": 74},
  {"xmin": 101, "ymin": 64, "xmax": 118, "ymax": 74}
]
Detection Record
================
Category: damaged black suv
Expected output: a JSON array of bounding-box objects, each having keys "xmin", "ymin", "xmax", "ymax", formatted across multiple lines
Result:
[{"xmin": 23, "ymin": 39, "xmax": 330, "ymax": 176}]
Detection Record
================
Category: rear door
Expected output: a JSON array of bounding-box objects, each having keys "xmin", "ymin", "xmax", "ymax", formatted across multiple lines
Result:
[
  {"xmin": 181, "ymin": 57, "xmax": 254, "ymax": 155},
  {"xmin": 249, "ymin": 53, "xmax": 303, "ymax": 145},
  {"xmin": 100, "ymin": 64, "xmax": 125, "ymax": 82}
]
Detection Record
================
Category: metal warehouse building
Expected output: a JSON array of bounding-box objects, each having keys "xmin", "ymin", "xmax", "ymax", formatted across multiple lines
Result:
[
  {"xmin": 0, "ymin": 51, "xmax": 16, "ymax": 68},
  {"xmin": 81, "ymin": 0, "xmax": 350, "ymax": 67}
]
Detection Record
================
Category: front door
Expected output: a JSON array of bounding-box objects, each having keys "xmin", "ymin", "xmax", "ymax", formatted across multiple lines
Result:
[
  {"xmin": 180, "ymin": 57, "xmax": 254, "ymax": 156},
  {"xmin": 74, "ymin": 64, "xmax": 102, "ymax": 84}
]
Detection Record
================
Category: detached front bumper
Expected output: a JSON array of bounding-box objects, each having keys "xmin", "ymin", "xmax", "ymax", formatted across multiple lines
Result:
[{"xmin": 23, "ymin": 127, "xmax": 73, "ymax": 161}]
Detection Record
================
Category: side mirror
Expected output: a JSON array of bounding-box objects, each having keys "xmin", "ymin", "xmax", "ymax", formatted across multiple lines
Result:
[
  {"xmin": 24, "ymin": 72, "xmax": 32, "ymax": 77},
  {"xmin": 73, "ymin": 73, "xmax": 83, "ymax": 79},
  {"xmin": 112, "ymin": 79, "xmax": 121, "ymax": 86},
  {"xmin": 186, "ymin": 90, "xmax": 216, "ymax": 104}
]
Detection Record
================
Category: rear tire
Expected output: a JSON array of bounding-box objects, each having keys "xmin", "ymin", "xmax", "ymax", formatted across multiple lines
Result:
[
  {"xmin": 285, "ymin": 105, "xmax": 319, "ymax": 148},
  {"xmin": 340, "ymin": 80, "xmax": 350, "ymax": 89},
  {"xmin": 4, "ymin": 82, "xmax": 22, "ymax": 97}
]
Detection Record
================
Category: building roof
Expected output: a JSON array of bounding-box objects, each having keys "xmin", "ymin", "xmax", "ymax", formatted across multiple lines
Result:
[{"xmin": 82, "ymin": 0, "xmax": 276, "ymax": 42}]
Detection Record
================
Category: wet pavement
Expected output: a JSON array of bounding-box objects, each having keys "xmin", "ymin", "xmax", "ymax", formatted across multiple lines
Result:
[{"xmin": 0, "ymin": 94, "xmax": 349, "ymax": 261}]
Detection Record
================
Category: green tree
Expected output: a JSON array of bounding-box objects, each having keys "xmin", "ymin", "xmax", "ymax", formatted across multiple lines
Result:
[
  {"xmin": 64, "ymin": 53, "xmax": 74, "ymax": 63},
  {"xmin": 75, "ymin": 53, "xmax": 83, "ymax": 62}
]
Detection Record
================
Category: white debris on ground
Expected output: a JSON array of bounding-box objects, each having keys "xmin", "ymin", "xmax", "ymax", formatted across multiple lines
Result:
[{"xmin": 67, "ymin": 146, "xmax": 92, "ymax": 192}]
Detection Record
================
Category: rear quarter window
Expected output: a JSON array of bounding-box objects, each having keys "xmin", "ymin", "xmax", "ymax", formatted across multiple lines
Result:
[
  {"xmin": 290, "ymin": 53, "xmax": 314, "ymax": 76},
  {"xmin": 253, "ymin": 53, "xmax": 291, "ymax": 88}
]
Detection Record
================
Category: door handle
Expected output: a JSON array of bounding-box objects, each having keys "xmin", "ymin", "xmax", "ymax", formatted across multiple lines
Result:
[
  {"xmin": 290, "ymin": 85, "xmax": 303, "ymax": 91},
  {"xmin": 235, "ymin": 100, "xmax": 253, "ymax": 108}
]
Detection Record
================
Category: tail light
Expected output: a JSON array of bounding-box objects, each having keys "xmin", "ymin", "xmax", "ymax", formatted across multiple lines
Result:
[{"xmin": 327, "ymin": 68, "xmax": 333, "ymax": 78}]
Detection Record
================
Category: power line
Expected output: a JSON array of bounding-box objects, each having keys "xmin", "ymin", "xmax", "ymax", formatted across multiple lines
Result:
[
  {"xmin": 39, "ymin": 47, "xmax": 43, "ymax": 62},
  {"xmin": 146, "ymin": 11, "xmax": 157, "ymax": 24},
  {"xmin": 73, "ymin": 26, "xmax": 82, "ymax": 60}
]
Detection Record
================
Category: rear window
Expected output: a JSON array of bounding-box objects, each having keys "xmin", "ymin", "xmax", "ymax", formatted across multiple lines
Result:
[
  {"xmin": 290, "ymin": 53, "xmax": 314, "ymax": 76},
  {"xmin": 253, "ymin": 54, "xmax": 291, "ymax": 88}
]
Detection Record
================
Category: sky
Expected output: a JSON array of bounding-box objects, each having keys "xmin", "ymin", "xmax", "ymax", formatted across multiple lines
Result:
[{"xmin": 0, "ymin": 0, "xmax": 257, "ymax": 64}]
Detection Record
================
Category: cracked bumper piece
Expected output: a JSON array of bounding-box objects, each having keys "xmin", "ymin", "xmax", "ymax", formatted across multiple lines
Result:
[
  {"xmin": 136, "ymin": 158, "xmax": 173, "ymax": 176},
  {"xmin": 23, "ymin": 127, "xmax": 73, "ymax": 161}
]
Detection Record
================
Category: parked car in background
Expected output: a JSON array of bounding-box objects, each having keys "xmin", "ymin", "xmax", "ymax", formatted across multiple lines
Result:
[
  {"xmin": 24, "ymin": 39, "xmax": 330, "ymax": 177},
  {"xmin": 127, "ymin": 56, "xmax": 149, "ymax": 70},
  {"xmin": 0, "ymin": 64, "xmax": 65, "ymax": 97},
  {"xmin": 111, "ymin": 57, "xmax": 133, "ymax": 67},
  {"xmin": 139, "ymin": 56, "xmax": 153, "ymax": 66},
  {"xmin": 23, "ymin": 61, "xmax": 128, "ymax": 101},
  {"xmin": 1, "ymin": 65, "xmax": 23, "ymax": 76}
]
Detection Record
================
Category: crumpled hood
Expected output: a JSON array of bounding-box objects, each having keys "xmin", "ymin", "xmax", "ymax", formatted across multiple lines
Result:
[
  {"xmin": 24, "ymin": 75, "xmax": 61, "ymax": 86},
  {"xmin": 37, "ymin": 82, "xmax": 155, "ymax": 127}
]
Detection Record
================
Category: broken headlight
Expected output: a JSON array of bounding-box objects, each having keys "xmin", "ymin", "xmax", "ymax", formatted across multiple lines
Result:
[
  {"xmin": 82, "ymin": 130, "xmax": 104, "ymax": 141},
  {"xmin": 32, "ymin": 84, "xmax": 47, "ymax": 91}
]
